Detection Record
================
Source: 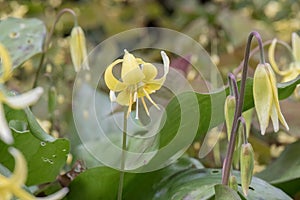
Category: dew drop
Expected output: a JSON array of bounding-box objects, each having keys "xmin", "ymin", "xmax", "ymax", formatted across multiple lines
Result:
[
  {"xmin": 62, "ymin": 149, "xmax": 67, "ymax": 152},
  {"xmin": 9, "ymin": 32, "xmax": 20, "ymax": 39},
  {"xmin": 52, "ymin": 154, "xmax": 56, "ymax": 158},
  {"xmin": 40, "ymin": 142, "xmax": 46, "ymax": 146}
]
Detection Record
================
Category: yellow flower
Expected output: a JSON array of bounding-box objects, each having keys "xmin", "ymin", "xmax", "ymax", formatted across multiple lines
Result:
[
  {"xmin": 0, "ymin": 147, "xmax": 68, "ymax": 200},
  {"xmin": 0, "ymin": 44, "xmax": 44, "ymax": 144},
  {"xmin": 253, "ymin": 63, "xmax": 289, "ymax": 135},
  {"xmin": 70, "ymin": 26, "xmax": 89, "ymax": 72},
  {"xmin": 104, "ymin": 50, "xmax": 169, "ymax": 118},
  {"xmin": 269, "ymin": 32, "xmax": 300, "ymax": 82}
]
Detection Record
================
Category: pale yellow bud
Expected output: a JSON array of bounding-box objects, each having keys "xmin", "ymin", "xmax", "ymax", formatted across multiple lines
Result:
[
  {"xmin": 253, "ymin": 63, "xmax": 289, "ymax": 135},
  {"xmin": 70, "ymin": 26, "xmax": 89, "ymax": 72}
]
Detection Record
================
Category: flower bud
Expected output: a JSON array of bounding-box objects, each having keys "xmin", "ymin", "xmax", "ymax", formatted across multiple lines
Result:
[
  {"xmin": 70, "ymin": 26, "xmax": 89, "ymax": 72},
  {"xmin": 229, "ymin": 175, "xmax": 238, "ymax": 191},
  {"xmin": 240, "ymin": 143, "xmax": 254, "ymax": 196},
  {"xmin": 224, "ymin": 95, "xmax": 236, "ymax": 141},
  {"xmin": 253, "ymin": 63, "xmax": 289, "ymax": 135}
]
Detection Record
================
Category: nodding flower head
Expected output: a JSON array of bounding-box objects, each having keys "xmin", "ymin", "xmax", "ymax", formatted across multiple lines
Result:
[
  {"xmin": 104, "ymin": 50, "xmax": 169, "ymax": 119},
  {"xmin": 253, "ymin": 63, "xmax": 289, "ymax": 135}
]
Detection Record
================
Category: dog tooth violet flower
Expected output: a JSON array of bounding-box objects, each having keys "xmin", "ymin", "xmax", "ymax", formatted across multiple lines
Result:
[
  {"xmin": 70, "ymin": 26, "xmax": 89, "ymax": 72},
  {"xmin": 0, "ymin": 44, "xmax": 44, "ymax": 144},
  {"xmin": 269, "ymin": 33, "xmax": 300, "ymax": 82},
  {"xmin": 0, "ymin": 147, "xmax": 68, "ymax": 200},
  {"xmin": 253, "ymin": 63, "xmax": 289, "ymax": 135},
  {"xmin": 104, "ymin": 50, "xmax": 169, "ymax": 118}
]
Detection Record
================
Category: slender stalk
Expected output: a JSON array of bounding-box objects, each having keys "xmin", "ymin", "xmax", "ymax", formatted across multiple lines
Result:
[
  {"xmin": 222, "ymin": 31, "xmax": 265, "ymax": 185},
  {"xmin": 117, "ymin": 111, "xmax": 128, "ymax": 200},
  {"xmin": 32, "ymin": 8, "xmax": 78, "ymax": 88},
  {"xmin": 233, "ymin": 39, "xmax": 292, "ymax": 75},
  {"xmin": 228, "ymin": 73, "xmax": 240, "ymax": 103}
]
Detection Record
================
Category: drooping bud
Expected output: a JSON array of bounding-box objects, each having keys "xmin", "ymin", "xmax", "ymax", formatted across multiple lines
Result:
[
  {"xmin": 253, "ymin": 63, "xmax": 289, "ymax": 135},
  {"xmin": 229, "ymin": 175, "xmax": 238, "ymax": 191},
  {"xmin": 224, "ymin": 95, "xmax": 236, "ymax": 141},
  {"xmin": 70, "ymin": 26, "xmax": 89, "ymax": 72},
  {"xmin": 240, "ymin": 143, "xmax": 254, "ymax": 196}
]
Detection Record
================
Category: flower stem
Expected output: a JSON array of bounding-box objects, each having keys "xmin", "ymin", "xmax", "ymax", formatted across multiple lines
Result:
[
  {"xmin": 117, "ymin": 110, "xmax": 128, "ymax": 200},
  {"xmin": 233, "ymin": 39, "xmax": 290, "ymax": 75},
  {"xmin": 222, "ymin": 31, "xmax": 265, "ymax": 185},
  {"xmin": 32, "ymin": 8, "xmax": 78, "ymax": 88}
]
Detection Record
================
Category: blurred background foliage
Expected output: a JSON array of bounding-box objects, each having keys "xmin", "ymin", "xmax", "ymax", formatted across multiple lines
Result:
[{"xmin": 1, "ymin": 0, "xmax": 300, "ymax": 198}]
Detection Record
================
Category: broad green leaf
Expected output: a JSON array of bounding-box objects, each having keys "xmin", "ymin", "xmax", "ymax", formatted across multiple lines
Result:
[
  {"xmin": 256, "ymin": 140, "xmax": 300, "ymax": 184},
  {"xmin": 0, "ymin": 17, "xmax": 46, "ymax": 70},
  {"xmin": 67, "ymin": 164, "xmax": 291, "ymax": 200},
  {"xmin": 0, "ymin": 106, "xmax": 69, "ymax": 185},
  {"xmin": 67, "ymin": 157, "xmax": 203, "ymax": 200},
  {"xmin": 274, "ymin": 178, "xmax": 300, "ymax": 198},
  {"xmin": 0, "ymin": 132, "xmax": 69, "ymax": 186},
  {"xmin": 214, "ymin": 184, "xmax": 241, "ymax": 200},
  {"xmin": 153, "ymin": 169, "xmax": 291, "ymax": 200}
]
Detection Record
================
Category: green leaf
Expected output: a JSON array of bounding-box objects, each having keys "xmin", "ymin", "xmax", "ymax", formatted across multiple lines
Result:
[
  {"xmin": 67, "ymin": 157, "xmax": 202, "ymax": 200},
  {"xmin": 256, "ymin": 140, "xmax": 300, "ymax": 184},
  {"xmin": 0, "ymin": 106, "xmax": 69, "ymax": 186},
  {"xmin": 67, "ymin": 159, "xmax": 291, "ymax": 200},
  {"xmin": 0, "ymin": 17, "xmax": 46, "ymax": 70},
  {"xmin": 0, "ymin": 132, "xmax": 69, "ymax": 186},
  {"xmin": 214, "ymin": 184, "xmax": 241, "ymax": 200}
]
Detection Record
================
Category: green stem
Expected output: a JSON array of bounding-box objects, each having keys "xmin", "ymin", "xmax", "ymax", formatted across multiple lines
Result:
[
  {"xmin": 118, "ymin": 111, "xmax": 128, "ymax": 200},
  {"xmin": 222, "ymin": 31, "xmax": 265, "ymax": 185},
  {"xmin": 32, "ymin": 8, "xmax": 78, "ymax": 88}
]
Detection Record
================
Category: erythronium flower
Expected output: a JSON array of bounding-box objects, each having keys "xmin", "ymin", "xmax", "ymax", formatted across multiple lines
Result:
[
  {"xmin": 269, "ymin": 32, "xmax": 300, "ymax": 82},
  {"xmin": 0, "ymin": 44, "xmax": 44, "ymax": 144},
  {"xmin": 104, "ymin": 50, "xmax": 169, "ymax": 119},
  {"xmin": 70, "ymin": 26, "xmax": 89, "ymax": 72},
  {"xmin": 0, "ymin": 147, "xmax": 68, "ymax": 200},
  {"xmin": 253, "ymin": 63, "xmax": 289, "ymax": 135}
]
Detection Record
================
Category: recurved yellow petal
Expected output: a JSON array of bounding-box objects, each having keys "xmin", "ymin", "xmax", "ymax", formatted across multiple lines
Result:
[
  {"xmin": 9, "ymin": 147, "xmax": 27, "ymax": 186},
  {"xmin": 268, "ymin": 39, "xmax": 289, "ymax": 76},
  {"xmin": 121, "ymin": 50, "xmax": 145, "ymax": 84},
  {"xmin": 104, "ymin": 59, "xmax": 127, "ymax": 91},
  {"xmin": 292, "ymin": 32, "xmax": 300, "ymax": 62},
  {"xmin": 4, "ymin": 87, "xmax": 44, "ymax": 109},
  {"xmin": 0, "ymin": 43, "xmax": 12, "ymax": 83},
  {"xmin": 0, "ymin": 103, "xmax": 13, "ymax": 144},
  {"xmin": 142, "ymin": 63, "xmax": 158, "ymax": 81},
  {"xmin": 265, "ymin": 64, "xmax": 289, "ymax": 131},
  {"xmin": 116, "ymin": 90, "xmax": 130, "ymax": 106},
  {"xmin": 253, "ymin": 64, "xmax": 273, "ymax": 135}
]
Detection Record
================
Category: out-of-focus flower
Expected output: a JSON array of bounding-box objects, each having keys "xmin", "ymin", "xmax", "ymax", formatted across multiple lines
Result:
[
  {"xmin": 268, "ymin": 33, "xmax": 300, "ymax": 82},
  {"xmin": 253, "ymin": 63, "xmax": 289, "ymax": 135},
  {"xmin": 0, "ymin": 44, "xmax": 44, "ymax": 144},
  {"xmin": 104, "ymin": 50, "xmax": 169, "ymax": 118},
  {"xmin": 70, "ymin": 26, "xmax": 89, "ymax": 72},
  {"xmin": 0, "ymin": 147, "xmax": 68, "ymax": 200}
]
